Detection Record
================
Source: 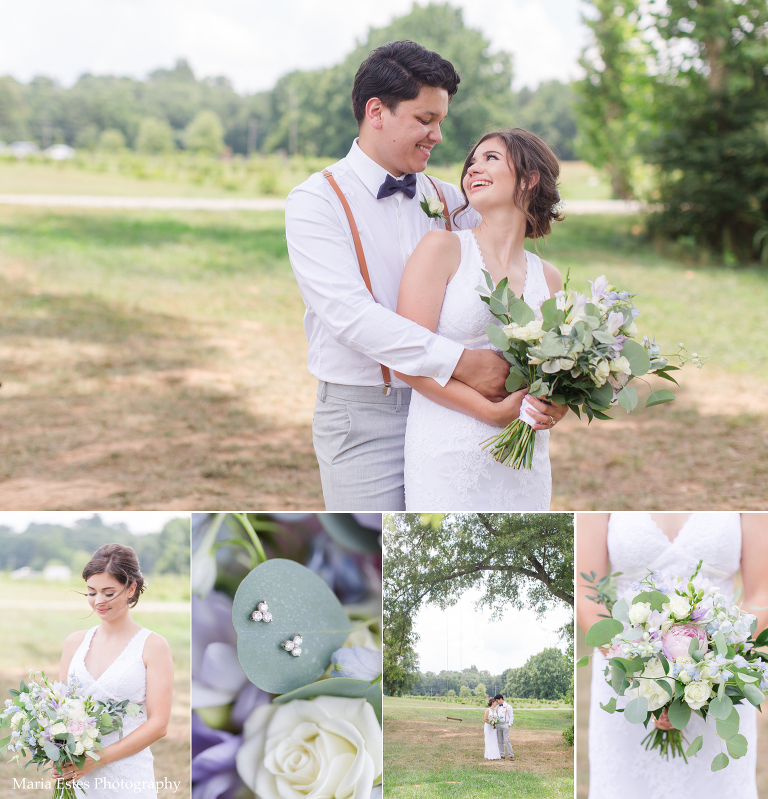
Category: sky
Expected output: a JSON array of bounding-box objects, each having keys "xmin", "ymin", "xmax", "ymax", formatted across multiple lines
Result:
[
  {"xmin": 412, "ymin": 584, "xmax": 571, "ymax": 677},
  {"xmin": 0, "ymin": 0, "xmax": 588, "ymax": 92},
  {"xmin": 0, "ymin": 512, "xmax": 185, "ymax": 535}
]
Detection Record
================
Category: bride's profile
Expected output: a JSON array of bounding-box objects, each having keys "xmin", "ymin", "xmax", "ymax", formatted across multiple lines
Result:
[
  {"xmin": 577, "ymin": 512, "xmax": 768, "ymax": 799},
  {"xmin": 396, "ymin": 128, "xmax": 568, "ymax": 510},
  {"xmin": 55, "ymin": 544, "xmax": 174, "ymax": 798},
  {"xmin": 484, "ymin": 697, "xmax": 501, "ymax": 760}
]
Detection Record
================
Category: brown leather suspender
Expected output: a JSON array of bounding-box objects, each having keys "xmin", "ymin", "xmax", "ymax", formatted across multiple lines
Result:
[
  {"xmin": 322, "ymin": 168, "xmax": 393, "ymax": 395},
  {"xmin": 322, "ymin": 168, "xmax": 452, "ymax": 395}
]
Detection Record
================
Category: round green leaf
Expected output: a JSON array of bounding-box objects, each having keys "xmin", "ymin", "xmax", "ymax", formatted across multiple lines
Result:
[
  {"xmin": 274, "ymin": 677, "xmax": 383, "ymax": 725},
  {"xmin": 668, "ymin": 696, "xmax": 691, "ymax": 730},
  {"xmin": 620, "ymin": 339, "xmax": 651, "ymax": 376},
  {"xmin": 233, "ymin": 559, "xmax": 353, "ymax": 694},
  {"xmin": 685, "ymin": 735, "xmax": 704, "ymax": 757},
  {"xmin": 576, "ymin": 655, "xmax": 589, "ymax": 668},
  {"xmin": 318, "ymin": 514, "xmax": 381, "ymax": 554},
  {"xmin": 711, "ymin": 753, "xmax": 729, "ymax": 772},
  {"xmin": 715, "ymin": 707, "xmax": 740, "ymax": 740},
  {"xmin": 505, "ymin": 370, "xmax": 527, "ymax": 393},
  {"xmin": 486, "ymin": 323, "xmax": 511, "ymax": 352},
  {"xmin": 617, "ymin": 385, "xmax": 638, "ymax": 412},
  {"xmin": 742, "ymin": 683, "xmax": 765, "ymax": 706},
  {"xmin": 646, "ymin": 389, "xmax": 676, "ymax": 408},
  {"xmin": 708, "ymin": 694, "xmax": 733, "ymax": 721},
  {"xmin": 632, "ymin": 590, "xmax": 668, "ymax": 612},
  {"xmin": 509, "ymin": 299, "xmax": 536, "ymax": 326},
  {"xmin": 585, "ymin": 617, "xmax": 624, "ymax": 647},
  {"xmin": 726, "ymin": 733, "xmax": 748, "ymax": 759},
  {"xmin": 624, "ymin": 696, "xmax": 648, "ymax": 724}
]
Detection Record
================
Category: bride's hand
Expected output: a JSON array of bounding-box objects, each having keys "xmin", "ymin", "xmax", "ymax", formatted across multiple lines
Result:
[
  {"xmin": 486, "ymin": 388, "xmax": 528, "ymax": 426},
  {"xmin": 523, "ymin": 394, "xmax": 568, "ymax": 431},
  {"xmin": 653, "ymin": 709, "xmax": 675, "ymax": 731},
  {"xmin": 52, "ymin": 756, "xmax": 99, "ymax": 783}
]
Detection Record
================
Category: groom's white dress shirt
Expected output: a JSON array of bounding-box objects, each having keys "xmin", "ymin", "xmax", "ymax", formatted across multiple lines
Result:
[
  {"xmin": 498, "ymin": 702, "xmax": 514, "ymax": 724},
  {"xmin": 285, "ymin": 140, "xmax": 480, "ymax": 389}
]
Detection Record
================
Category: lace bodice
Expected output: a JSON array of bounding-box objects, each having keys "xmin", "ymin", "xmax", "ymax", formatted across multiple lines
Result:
[
  {"xmin": 404, "ymin": 230, "xmax": 551, "ymax": 510},
  {"xmin": 68, "ymin": 626, "xmax": 157, "ymax": 798},
  {"xmin": 588, "ymin": 512, "xmax": 755, "ymax": 799}
]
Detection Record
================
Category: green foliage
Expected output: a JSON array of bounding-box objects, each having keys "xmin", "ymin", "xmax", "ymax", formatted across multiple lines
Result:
[
  {"xmin": 515, "ymin": 80, "xmax": 578, "ymax": 161},
  {"xmin": 503, "ymin": 648, "xmax": 572, "ymax": 701},
  {"xmin": 97, "ymin": 128, "xmax": 127, "ymax": 153},
  {"xmin": 136, "ymin": 117, "xmax": 175, "ymax": 154},
  {"xmin": 575, "ymin": 0, "xmax": 654, "ymax": 198},
  {"xmin": 0, "ymin": 76, "xmax": 30, "ymax": 141},
  {"xmin": 184, "ymin": 110, "xmax": 225, "ymax": 155},
  {"xmin": 446, "ymin": 689, "xmax": 456, "ymax": 697},
  {"xmin": 473, "ymin": 682, "xmax": 486, "ymax": 697}
]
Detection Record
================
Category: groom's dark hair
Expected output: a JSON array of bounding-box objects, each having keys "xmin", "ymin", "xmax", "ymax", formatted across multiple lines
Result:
[
  {"xmin": 351, "ymin": 40, "xmax": 460, "ymax": 125},
  {"xmin": 494, "ymin": 694, "xmax": 504, "ymax": 701}
]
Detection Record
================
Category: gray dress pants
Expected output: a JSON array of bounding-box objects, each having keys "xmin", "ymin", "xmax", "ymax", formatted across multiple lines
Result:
[
  {"xmin": 497, "ymin": 723, "xmax": 513, "ymax": 757},
  {"xmin": 312, "ymin": 381, "xmax": 411, "ymax": 510}
]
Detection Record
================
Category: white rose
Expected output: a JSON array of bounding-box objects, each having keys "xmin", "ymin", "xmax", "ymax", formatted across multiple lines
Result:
[
  {"xmin": 10, "ymin": 712, "xmax": 24, "ymax": 728},
  {"xmin": 625, "ymin": 677, "xmax": 674, "ymax": 712},
  {"xmin": 83, "ymin": 737, "xmax": 94, "ymax": 750},
  {"xmin": 85, "ymin": 725, "xmax": 99, "ymax": 740},
  {"xmin": 679, "ymin": 670, "xmax": 692, "ymax": 684},
  {"xmin": 560, "ymin": 323, "xmax": 573, "ymax": 335},
  {"xmin": 628, "ymin": 602, "xmax": 652, "ymax": 626},
  {"xmin": 674, "ymin": 655, "xmax": 694, "ymax": 668},
  {"xmin": 503, "ymin": 319, "xmax": 544, "ymax": 342},
  {"xmin": 237, "ymin": 697, "xmax": 382, "ymax": 799},
  {"xmin": 622, "ymin": 320, "xmax": 639, "ymax": 337},
  {"xmin": 642, "ymin": 657, "xmax": 666, "ymax": 679},
  {"xmin": 50, "ymin": 722, "xmax": 67, "ymax": 736},
  {"xmin": 425, "ymin": 195, "xmax": 444, "ymax": 215},
  {"xmin": 74, "ymin": 742, "xmax": 85, "ymax": 755},
  {"xmin": 684, "ymin": 681, "xmax": 712, "ymax": 710},
  {"xmin": 591, "ymin": 359, "xmax": 610, "ymax": 387},
  {"xmin": 667, "ymin": 594, "xmax": 691, "ymax": 619},
  {"xmin": 610, "ymin": 356, "xmax": 632, "ymax": 375}
]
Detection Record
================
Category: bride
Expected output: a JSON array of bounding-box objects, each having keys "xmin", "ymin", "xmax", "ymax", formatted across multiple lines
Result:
[
  {"xmin": 55, "ymin": 544, "xmax": 174, "ymax": 798},
  {"xmin": 396, "ymin": 128, "xmax": 567, "ymax": 510},
  {"xmin": 484, "ymin": 697, "xmax": 501, "ymax": 760},
  {"xmin": 577, "ymin": 512, "xmax": 768, "ymax": 799}
]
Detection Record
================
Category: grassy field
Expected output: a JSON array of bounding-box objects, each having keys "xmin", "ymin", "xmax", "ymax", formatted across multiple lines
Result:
[
  {"xmin": 0, "ymin": 155, "xmax": 612, "ymax": 201},
  {"xmin": 1, "ymin": 200, "xmax": 765, "ymax": 510},
  {"xmin": 384, "ymin": 696, "xmax": 573, "ymax": 799},
  {"xmin": 576, "ymin": 632, "xmax": 768, "ymax": 798},
  {"xmin": 0, "ymin": 575, "xmax": 189, "ymax": 799}
]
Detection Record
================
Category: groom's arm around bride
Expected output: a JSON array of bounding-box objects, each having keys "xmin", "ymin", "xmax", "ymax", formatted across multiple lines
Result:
[{"xmin": 285, "ymin": 40, "xmax": 509, "ymax": 511}]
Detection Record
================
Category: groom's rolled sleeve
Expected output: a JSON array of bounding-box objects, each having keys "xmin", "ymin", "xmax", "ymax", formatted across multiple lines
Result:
[{"xmin": 286, "ymin": 185, "xmax": 463, "ymax": 386}]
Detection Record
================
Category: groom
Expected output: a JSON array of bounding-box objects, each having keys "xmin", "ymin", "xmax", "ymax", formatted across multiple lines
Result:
[
  {"xmin": 285, "ymin": 40, "xmax": 511, "ymax": 510},
  {"xmin": 494, "ymin": 693, "xmax": 514, "ymax": 761}
]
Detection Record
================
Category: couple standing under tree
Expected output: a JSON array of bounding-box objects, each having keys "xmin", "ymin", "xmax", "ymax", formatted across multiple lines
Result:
[
  {"xmin": 484, "ymin": 694, "xmax": 514, "ymax": 761},
  {"xmin": 286, "ymin": 40, "xmax": 567, "ymax": 512}
]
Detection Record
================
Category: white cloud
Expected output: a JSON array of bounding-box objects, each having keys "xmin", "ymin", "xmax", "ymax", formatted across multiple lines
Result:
[
  {"xmin": 412, "ymin": 585, "xmax": 571, "ymax": 675},
  {"xmin": 0, "ymin": 0, "xmax": 586, "ymax": 91}
]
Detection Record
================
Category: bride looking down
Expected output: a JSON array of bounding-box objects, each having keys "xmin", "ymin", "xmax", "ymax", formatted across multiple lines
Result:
[{"xmin": 56, "ymin": 544, "xmax": 174, "ymax": 798}]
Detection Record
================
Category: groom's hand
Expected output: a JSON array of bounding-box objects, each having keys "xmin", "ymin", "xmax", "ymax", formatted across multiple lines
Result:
[{"xmin": 452, "ymin": 349, "xmax": 510, "ymax": 402}]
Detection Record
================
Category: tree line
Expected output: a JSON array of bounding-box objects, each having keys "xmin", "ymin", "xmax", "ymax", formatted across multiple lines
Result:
[{"xmin": 0, "ymin": 514, "xmax": 190, "ymax": 575}]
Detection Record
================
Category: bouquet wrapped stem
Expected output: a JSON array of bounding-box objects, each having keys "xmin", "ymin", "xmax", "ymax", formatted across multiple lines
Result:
[
  {"xmin": 481, "ymin": 417, "xmax": 536, "ymax": 469},
  {"xmin": 641, "ymin": 726, "xmax": 688, "ymax": 762}
]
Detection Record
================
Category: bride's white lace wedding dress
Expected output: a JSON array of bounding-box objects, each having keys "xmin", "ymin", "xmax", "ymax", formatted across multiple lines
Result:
[
  {"xmin": 588, "ymin": 512, "xmax": 757, "ymax": 799},
  {"xmin": 484, "ymin": 709, "xmax": 501, "ymax": 760},
  {"xmin": 404, "ymin": 229, "xmax": 551, "ymax": 510},
  {"xmin": 68, "ymin": 626, "xmax": 158, "ymax": 798}
]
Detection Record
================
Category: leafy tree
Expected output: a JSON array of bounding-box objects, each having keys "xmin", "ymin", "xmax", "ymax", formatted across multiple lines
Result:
[
  {"xmin": 516, "ymin": 80, "xmax": 578, "ymax": 161},
  {"xmin": 96, "ymin": 129, "xmax": 126, "ymax": 152},
  {"xmin": 446, "ymin": 689, "xmax": 456, "ymax": 697},
  {"xmin": 184, "ymin": 110, "xmax": 225, "ymax": 154},
  {"xmin": 575, "ymin": 0, "xmax": 653, "ymax": 198},
  {"xmin": 136, "ymin": 117, "xmax": 175, "ymax": 154},
  {"xmin": 459, "ymin": 685, "xmax": 471, "ymax": 698},
  {"xmin": 504, "ymin": 647, "xmax": 570, "ymax": 700},
  {"xmin": 0, "ymin": 76, "xmax": 29, "ymax": 141},
  {"xmin": 641, "ymin": 0, "xmax": 768, "ymax": 258},
  {"xmin": 474, "ymin": 682, "xmax": 486, "ymax": 697}
]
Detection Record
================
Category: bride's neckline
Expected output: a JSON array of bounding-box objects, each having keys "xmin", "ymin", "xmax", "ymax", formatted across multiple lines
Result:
[
  {"xmin": 645, "ymin": 512, "xmax": 696, "ymax": 544},
  {"xmin": 469, "ymin": 229, "xmax": 531, "ymax": 301},
  {"xmin": 83, "ymin": 625, "xmax": 144, "ymax": 682}
]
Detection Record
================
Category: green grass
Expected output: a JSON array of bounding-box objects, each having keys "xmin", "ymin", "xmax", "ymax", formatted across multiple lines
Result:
[
  {"xmin": 0, "ymin": 573, "xmax": 190, "ymax": 602},
  {"xmin": 384, "ymin": 697, "xmax": 573, "ymax": 799}
]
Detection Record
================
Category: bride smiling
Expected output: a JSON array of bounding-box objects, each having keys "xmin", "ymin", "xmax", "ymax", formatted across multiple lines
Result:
[{"xmin": 55, "ymin": 544, "xmax": 174, "ymax": 798}]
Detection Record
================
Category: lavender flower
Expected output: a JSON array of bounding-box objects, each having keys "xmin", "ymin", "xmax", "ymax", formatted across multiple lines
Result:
[{"xmin": 331, "ymin": 646, "xmax": 382, "ymax": 681}]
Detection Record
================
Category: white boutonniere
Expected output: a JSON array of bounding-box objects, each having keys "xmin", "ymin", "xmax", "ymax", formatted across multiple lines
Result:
[{"xmin": 420, "ymin": 194, "xmax": 446, "ymax": 221}]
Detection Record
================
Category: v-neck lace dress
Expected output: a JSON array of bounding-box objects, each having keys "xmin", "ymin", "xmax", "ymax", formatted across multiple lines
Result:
[
  {"xmin": 403, "ymin": 229, "xmax": 551, "ymax": 510},
  {"xmin": 588, "ymin": 512, "xmax": 757, "ymax": 799},
  {"xmin": 68, "ymin": 626, "xmax": 157, "ymax": 798}
]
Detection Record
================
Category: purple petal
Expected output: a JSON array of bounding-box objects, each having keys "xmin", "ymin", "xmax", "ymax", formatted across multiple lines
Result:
[{"xmin": 230, "ymin": 682, "xmax": 271, "ymax": 730}]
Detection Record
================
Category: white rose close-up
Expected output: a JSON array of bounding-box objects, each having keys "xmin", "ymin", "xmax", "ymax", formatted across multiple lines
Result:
[
  {"xmin": 683, "ymin": 680, "xmax": 713, "ymax": 710},
  {"xmin": 666, "ymin": 593, "xmax": 691, "ymax": 619},
  {"xmin": 236, "ymin": 696, "xmax": 383, "ymax": 799},
  {"xmin": 627, "ymin": 601, "xmax": 652, "ymax": 626},
  {"xmin": 625, "ymin": 676, "xmax": 674, "ymax": 712},
  {"xmin": 425, "ymin": 195, "xmax": 444, "ymax": 215},
  {"xmin": 641, "ymin": 656, "xmax": 666, "ymax": 679}
]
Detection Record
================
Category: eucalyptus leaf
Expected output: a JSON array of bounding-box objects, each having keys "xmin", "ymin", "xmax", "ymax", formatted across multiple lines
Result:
[
  {"xmin": 624, "ymin": 696, "xmax": 648, "ymax": 724},
  {"xmin": 714, "ymin": 630, "xmax": 727, "ymax": 657},
  {"xmin": 611, "ymin": 598, "xmax": 629, "ymax": 624},
  {"xmin": 509, "ymin": 300, "xmax": 536, "ymax": 326},
  {"xmin": 592, "ymin": 330, "xmax": 617, "ymax": 345},
  {"xmin": 274, "ymin": 677, "xmax": 383, "ymax": 725},
  {"xmin": 599, "ymin": 696, "xmax": 617, "ymax": 713},
  {"xmin": 585, "ymin": 618, "xmax": 624, "ymax": 647},
  {"xmin": 668, "ymin": 696, "xmax": 691, "ymax": 730},
  {"xmin": 486, "ymin": 323, "xmax": 511, "ymax": 352},
  {"xmin": 540, "ymin": 298, "xmax": 562, "ymax": 331},
  {"xmin": 726, "ymin": 733, "xmax": 748, "ymax": 759},
  {"xmin": 505, "ymin": 371, "xmax": 527, "ymax": 393},
  {"xmin": 621, "ymin": 339, "xmax": 651, "ymax": 377},
  {"xmin": 44, "ymin": 741, "xmax": 60, "ymax": 761},
  {"xmin": 646, "ymin": 389, "xmax": 676, "ymax": 407},
  {"xmin": 686, "ymin": 735, "xmax": 704, "ymax": 757},
  {"xmin": 576, "ymin": 656, "xmax": 589, "ymax": 668},
  {"xmin": 617, "ymin": 385, "xmax": 638, "ymax": 412},
  {"xmin": 233, "ymin": 559, "xmax": 354, "ymax": 694},
  {"xmin": 711, "ymin": 753, "xmax": 729, "ymax": 772},
  {"xmin": 716, "ymin": 707, "xmax": 740, "ymax": 740},
  {"xmin": 489, "ymin": 297, "xmax": 509, "ymax": 319},
  {"xmin": 318, "ymin": 515, "xmax": 381, "ymax": 554},
  {"xmin": 708, "ymin": 694, "xmax": 733, "ymax": 721},
  {"xmin": 742, "ymin": 683, "xmax": 765, "ymax": 706},
  {"xmin": 632, "ymin": 591, "xmax": 668, "ymax": 612}
]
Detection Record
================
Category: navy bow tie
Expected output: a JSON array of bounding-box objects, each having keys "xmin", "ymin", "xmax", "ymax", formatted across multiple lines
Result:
[{"xmin": 376, "ymin": 172, "xmax": 417, "ymax": 200}]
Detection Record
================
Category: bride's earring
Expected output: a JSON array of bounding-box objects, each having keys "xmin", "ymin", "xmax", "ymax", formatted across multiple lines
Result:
[
  {"xmin": 281, "ymin": 635, "xmax": 303, "ymax": 657},
  {"xmin": 250, "ymin": 600, "xmax": 273, "ymax": 622}
]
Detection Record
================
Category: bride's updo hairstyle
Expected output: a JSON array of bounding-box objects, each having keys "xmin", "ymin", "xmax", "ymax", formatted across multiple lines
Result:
[
  {"xmin": 487, "ymin": 697, "xmax": 496, "ymax": 708},
  {"xmin": 82, "ymin": 543, "xmax": 146, "ymax": 608},
  {"xmin": 454, "ymin": 128, "xmax": 565, "ymax": 240}
]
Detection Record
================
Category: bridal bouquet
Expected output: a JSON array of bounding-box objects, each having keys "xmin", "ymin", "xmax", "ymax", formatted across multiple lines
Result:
[
  {"xmin": 0, "ymin": 671, "xmax": 140, "ymax": 798},
  {"xmin": 488, "ymin": 715, "xmax": 499, "ymax": 729},
  {"xmin": 477, "ymin": 271, "xmax": 705, "ymax": 468},
  {"xmin": 578, "ymin": 561, "xmax": 768, "ymax": 771}
]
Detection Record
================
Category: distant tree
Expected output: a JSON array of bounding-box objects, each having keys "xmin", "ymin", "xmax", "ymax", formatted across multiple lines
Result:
[
  {"xmin": 504, "ymin": 647, "xmax": 570, "ymax": 700},
  {"xmin": 515, "ymin": 80, "xmax": 578, "ymax": 161},
  {"xmin": 184, "ymin": 110, "xmax": 225, "ymax": 155},
  {"xmin": 446, "ymin": 689, "xmax": 456, "ymax": 697},
  {"xmin": 474, "ymin": 682, "xmax": 486, "ymax": 698},
  {"xmin": 459, "ymin": 685, "xmax": 471, "ymax": 698},
  {"xmin": 135, "ymin": 117, "xmax": 175, "ymax": 154},
  {"xmin": 0, "ymin": 76, "xmax": 30, "ymax": 141},
  {"xmin": 96, "ymin": 129, "xmax": 126, "ymax": 152}
]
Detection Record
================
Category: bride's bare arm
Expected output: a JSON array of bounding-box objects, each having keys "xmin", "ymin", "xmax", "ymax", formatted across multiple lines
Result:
[
  {"xmin": 396, "ymin": 230, "xmax": 528, "ymax": 427},
  {"xmin": 741, "ymin": 513, "xmax": 768, "ymax": 634},
  {"xmin": 575, "ymin": 513, "xmax": 610, "ymax": 635},
  {"xmin": 59, "ymin": 631, "xmax": 88, "ymax": 681}
]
